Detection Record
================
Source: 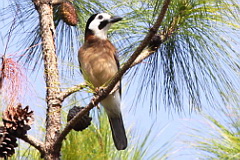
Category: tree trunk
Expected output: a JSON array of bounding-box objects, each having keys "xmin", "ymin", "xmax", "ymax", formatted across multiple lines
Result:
[{"xmin": 33, "ymin": 1, "xmax": 62, "ymax": 159}]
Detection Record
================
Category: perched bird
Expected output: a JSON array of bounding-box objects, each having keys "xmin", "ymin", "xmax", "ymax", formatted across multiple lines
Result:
[{"xmin": 78, "ymin": 13, "xmax": 127, "ymax": 150}]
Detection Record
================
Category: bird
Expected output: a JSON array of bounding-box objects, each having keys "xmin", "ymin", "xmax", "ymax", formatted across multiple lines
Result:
[{"xmin": 78, "ymin": 13, "xmax": 127, "ymax": 150}]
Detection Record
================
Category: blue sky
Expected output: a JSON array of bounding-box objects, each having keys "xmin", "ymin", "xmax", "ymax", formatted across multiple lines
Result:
[{"xmin": 0, "ymin": 0, "xmax": 240, "ymax": 159}]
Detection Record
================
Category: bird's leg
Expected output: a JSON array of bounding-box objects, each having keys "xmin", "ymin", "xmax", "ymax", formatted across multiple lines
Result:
[
  {"xmin": 95, "ymin": 85, "xmax": 119, "ymax": 95},
  {"xmin": 95, "ymin": 86, "xmax": 107, "ymax": 95}
]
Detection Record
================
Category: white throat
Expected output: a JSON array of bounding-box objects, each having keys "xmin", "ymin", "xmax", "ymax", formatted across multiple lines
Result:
[{"xmin": 94, "ymin": 26, "xmax": 109, "ymax": 40}]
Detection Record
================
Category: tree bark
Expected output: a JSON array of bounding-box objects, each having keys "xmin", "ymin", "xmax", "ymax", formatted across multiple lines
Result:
[{"xmin": 33, "ymin": 0, "xmax": 62, "ymax": 159}]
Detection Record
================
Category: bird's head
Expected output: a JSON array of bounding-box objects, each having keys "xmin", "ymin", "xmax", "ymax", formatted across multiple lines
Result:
[{"xmin": 85, "ymin": 13, "xmax": 122, "ymax": 40}]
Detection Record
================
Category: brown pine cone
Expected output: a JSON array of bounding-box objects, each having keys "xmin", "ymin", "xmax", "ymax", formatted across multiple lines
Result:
[
  {"xmin": 59, "ymin": 2, "xmax": 78, "ymax": 26},
  {"xmin": 3, "ymin": 104, "xmax": 34, "ymax": 137}
]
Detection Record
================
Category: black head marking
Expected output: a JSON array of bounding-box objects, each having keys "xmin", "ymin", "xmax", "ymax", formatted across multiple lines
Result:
[
  {"xmin": 86, "ymin": 14, "xmax": 98, "ymax": 29},
  {"xmin": 98, "ymin": 20, "xmax": 108, "ymax": 30},
  {"xmin": 85, "ymin": 14, "xmax": 98, "ymax": 38}
]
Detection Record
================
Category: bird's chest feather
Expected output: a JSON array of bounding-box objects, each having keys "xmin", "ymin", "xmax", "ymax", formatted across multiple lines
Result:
[{"xmin": 79, "ymin": 40, "xmax": 118, "ymax": 87}]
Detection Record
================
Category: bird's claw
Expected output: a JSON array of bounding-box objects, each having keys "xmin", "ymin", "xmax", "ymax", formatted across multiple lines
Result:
[{"xmin": 95, "ymin": 86, "xmax": 107, "ymax": 95}]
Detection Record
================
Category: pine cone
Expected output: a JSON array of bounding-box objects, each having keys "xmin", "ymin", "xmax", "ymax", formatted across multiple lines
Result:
[
  {"xmin": 0, "ymin": 126, "xmax": 18, "ymax": 158},
  {"xmin": 59, "ymin": 2, "xmax": 78, "ymax": 26},
  {"xmin": 0, "ymin": 126, "xmax": 6, "ymax": 145},
  {"xmin": 3, "ymin": 104, "xmax": 34, "ymax": 137},
  {"xmin": 67, "ymin": 106, "xmax": 92, "ymax": 131}
]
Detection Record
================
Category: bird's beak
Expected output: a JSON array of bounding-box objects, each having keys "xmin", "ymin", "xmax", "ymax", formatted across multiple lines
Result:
[{"xmin": 109, "ymin": 16, "xmax": 123, "ymax": 23}]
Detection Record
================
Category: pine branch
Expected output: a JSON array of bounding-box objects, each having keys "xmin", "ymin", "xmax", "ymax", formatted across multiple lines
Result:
[
  {"xmin": 55, "ymin": 0, "xmax": 171, "ymax": 148},
  {"xmin": 58, "ymin": 83, "xmax": 87, "ymax": 101},
  {"xmin": 19, "ymin": 134, "xmax": 45, "ymax": 157}
]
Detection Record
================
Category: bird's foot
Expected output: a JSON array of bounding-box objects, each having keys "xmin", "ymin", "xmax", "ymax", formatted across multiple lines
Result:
[
  {"xmin": 95, "ymin": 86, "xmax": 107, "ymax": 95},
  {"xmin": 93, "ymin": 87, "xmax": 105, "ymax": 109}
]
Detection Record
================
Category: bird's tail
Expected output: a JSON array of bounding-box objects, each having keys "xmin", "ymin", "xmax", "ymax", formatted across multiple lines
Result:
[
  {"xmin": 101, "ymin": 91, "xmax": 127, "ymax": 150},
  {"xmin": 108, "ymin": 114, "xmax": 127, "ymax": 150}
]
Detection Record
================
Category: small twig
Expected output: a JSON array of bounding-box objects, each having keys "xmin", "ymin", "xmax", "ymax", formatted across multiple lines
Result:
[
  {"xmin": 58, "ymin": 83, "xmax": 87, "ymax": 101},
  {"xmin": 55, "ymin": 0, "xmax": 171, "ymax": 148},
  {"xmin": 19, "ymin": 134, "xmax": 45, "ymax": 157},
  {"xmin": 131, "ymin": 30, "xmax": 171, "ymax": 67}
]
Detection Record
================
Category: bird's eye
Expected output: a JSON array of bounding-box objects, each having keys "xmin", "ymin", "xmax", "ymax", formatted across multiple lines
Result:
[{"xmin": 98, "ymin": 15, "xmax": 103, "ymax": 20}]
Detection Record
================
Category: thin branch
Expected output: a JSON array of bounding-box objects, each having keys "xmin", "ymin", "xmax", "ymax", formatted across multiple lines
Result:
[
  {"xmin": 55, "ymin": 0, "xmax": 171, "ymax": 148},
  {"xmin": 131, "ymin": 34, "xmax": 163, "ymax": 67},
  {"xmin": 58, "ymin": 83, "xmax": 87, "ymax": 101},
  {"xmin": 19, "ymin": 134, "xmax": 45, "ymax": 157},
  {"xmin": 131, "ymin": 28, "xmax": 175, "ymax": 67}
]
